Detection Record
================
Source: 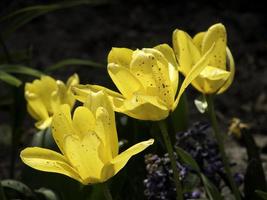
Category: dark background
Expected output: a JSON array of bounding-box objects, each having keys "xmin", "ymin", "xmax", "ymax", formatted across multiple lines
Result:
[
  {"xmin": 0, "ymin": 0, "xmax": 267, "ymax": 199},
  {"xmin": 1, "ymin": 0, "xmax": 267, "ymax": 131}
]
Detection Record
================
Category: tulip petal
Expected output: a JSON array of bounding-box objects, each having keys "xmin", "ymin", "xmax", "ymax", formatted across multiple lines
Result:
[
  {"xmin": 20, "ymin": 147, "xmax": 82, "ymax": 183},
  {"xmin": 95, "ymin": 107, "xmax": 114, "ymax": 163},
  {"xmin": 73, "ymin": 106, "xmax": 96, "ymax": 138},
  {"xmin": 154, "ymin": 44, "xmax": 179, "ymax": 96},
  {"xmin": 66, "ymin": 73, "xmax": 79, "ymax": 88},
  {"xmin": 102, "ymin": 139, "xmax": 154, "ymax": 179},
  {"xmin": 63, "ymin": 73, "xmax": 79, "ymax": 107},
  {"xmin": 26, "ymin": 93, "xmax": 49, "ymax": 121},
  {"xmin": 193, "ymin": 32, "xmax": 205, "ymax": 51},
  {"xmin": 172, "ymin": 29, "xmax": 201, "ymax": 74},
  {"xmin": 217, "ymin": 47, "xmax": 235, "ymax": 94},
  {"xmin": 72, "ymin": 84, "xmax": 124, "ymax": 104},
  {"xmin": 202, "ymin": 23, "xmax": 227, "ymax": 70},
  {"xmin": 35, "ymin": 118, "xmax": 52, "ymax": 130},
  {"xmin": 108, "ymin": 63, "xmax": 144, "ymax": 99},
  {"xmin": 25, "ymin": 76, "xmax": 58, "ymax": 113},
  {"xmin": 84, "ymin": 91, "xmax": 119, "ymax": 157},
  {"xmin": 51, "ymin": 104, "xmax": 76, "ymax": 154},
  {"xmin": 108, "ymin": 47, "xmax": 133, "ymax": 67},
  {"xmin": 172, "ymin": 42, "xmax": 216, "ymax": 110},
  {"xmin": 129, "ymin": 50, "xmax": 157, "ymax": 95},
  {"xmin": 141, "ymin": 48, "xmax": 174, "ymax": 108},
  {"xmin": 197, "ymin": 66, "xmax": 230, "ymax": 94},
  {"xmin": 63, "ymin": 134, "xmax": 104, "ymax": 183},
  {"xmin": 199, "ymin": 66, "xmax": 230, "ymax": 80},
  {"xmin": 118, "ymin": 94, "xmax": 169, "ymax": 121},
  {"xmin": 154, "ymin": 44, "xmax": 178, "ymax": 69}
]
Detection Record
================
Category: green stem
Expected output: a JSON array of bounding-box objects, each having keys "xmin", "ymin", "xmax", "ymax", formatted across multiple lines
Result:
[
  {"xmin": 102, "ymin": 182, "xmax": 113, "ymax": 200},
  {"xmin": 0, "ymin": 179, "xmax": 7, "ymax": 200},
  {"xmin": 158, "ymin": 120, "xmax": 184, "ymax": 200},
  {"xmin": 206, "ymin": 95, "xmax": 241, "ymax": 200}
]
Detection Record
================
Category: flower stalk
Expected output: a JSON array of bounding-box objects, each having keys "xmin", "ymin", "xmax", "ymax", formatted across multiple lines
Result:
[
  {"xmin": 206, "ymin": 95, "xmax": 241, "ymax": 200},
  {"xmin": 102, "ymin": 182, "xmax": 113, "ymax": 200},
  {"xmin": 158, "ymin": 120, "xmax": 183, "ymax": 200},
  {"xmin": 0, "ymin": 179, "xmax": 7, "ymax": 200}
]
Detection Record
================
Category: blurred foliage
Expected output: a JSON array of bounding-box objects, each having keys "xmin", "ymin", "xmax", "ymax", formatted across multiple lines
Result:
[{"xmin": 0, "ymin": 0, "xmax": 108, "ymax": 39}]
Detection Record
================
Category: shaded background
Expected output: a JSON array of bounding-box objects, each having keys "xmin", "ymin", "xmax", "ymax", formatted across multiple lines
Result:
[
  {"xmin": 1, "ymin": 0, "xmax": 267, "ymax": 130},
  {"xmin": 0, "ymin": 0, "xmax": 267, "ymax": 199}
]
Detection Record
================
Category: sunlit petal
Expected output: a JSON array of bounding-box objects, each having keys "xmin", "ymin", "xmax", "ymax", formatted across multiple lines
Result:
[
  {"xmin": 73, "ymin": 106, "xmax": 95, "ymax": 138},
  {"xmin": 173, "ymin": 42, "xmax": 216, "ymax": 110},
  {"xmin": 63, "ymin": 134, "xmax": 103, "ymax": 183},
  {"xmin": 108, "ymin": 47, "xmax": 133, "ymax": 67},
  {"xmin": 173, "ymin": 29, "xmax": 201, "ymax": 74},
  {"xmin": 193, "ymin": 32, "xmax": 205, "ymax": 51},
  {"xmin": 84, "ymin": 91, "xmax": 119, "ymax": 157},
  {"xmin": 108, "ymin": 63, "xmax": 144, "ymax": 99},
  {"xmin": 154, "ymin": 44, "xmax": 179, "ymax": 96},
  {"xmin": 202, "ymin": 23, "xmax": 227, "ymax": 70},
  {"xmin": 102, "ymin": 139, "xmax": 154, "ymax": 180},
  {"xmin": 20, "ymin": 147, "xmax": 82, "ymax": 183},
  {"xmin": 120, "ymin": 94, "xmax": 169, "ymax": 120},
  {"xmin": 51, "ymin": 104, "xmax": 75, "ymax": 154},
  {"xmin": 217, "ymin": 47, "xmax": 235, "ymax": 94}
]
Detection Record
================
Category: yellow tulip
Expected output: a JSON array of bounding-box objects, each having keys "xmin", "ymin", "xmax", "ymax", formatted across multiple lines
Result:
[
  {"xmin": 173, "ymin": 23, "xmax": 235, "ymax": 94},
  {"xmin": 20, "ymin": 91, "xmax": 154, "ymax": 184},
  {"xmin": 73, "ymin": 44, "xmax": 216, "ymax": 121},
  {"xmin": 25, "ymin": 74, "xmax": 79, "ymax": 130}
]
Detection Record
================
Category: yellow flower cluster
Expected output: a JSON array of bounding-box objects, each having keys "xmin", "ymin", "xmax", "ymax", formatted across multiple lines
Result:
[
  {"xmin": 20, "ymin": 23, "xmax": 234, "ymax": 185},
  {"xmin": 25, "ymin": 74, "xmax": 79, "ymax": 129}
]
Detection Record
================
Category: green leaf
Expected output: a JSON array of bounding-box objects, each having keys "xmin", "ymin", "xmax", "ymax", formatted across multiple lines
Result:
[
  {"xmin": 183, "ymin": 173, "xmax": 200, "ymax": 193},
  {"xmin": 35, "ymin": 188, "xmax": 60, "ymax": 200},
  {"xmin": 200, "ymin": 174, "xmax": 223, "ymax": 200},
  {"xmin": 0, "ymin": 125, "xmax": 12, "ymax": 146},
  {"xmin": 171, "ymin": 93, "xmax": 188, "ymax": 132},
  {"xmin": 1, "ymin": 179, "xmax": 33, "ymax": 199},
  {"xmin": 2, "ymin": 10, "xmax": 48, "ymax": 38},
  {"xmin": 0, "ymin": 50, "xmax": 29, "ymax": 63},
  {"xmin": 0, "ymin": 0, "xmax": 108, "ymax": 39},
  {"xmin": 0, "ymin": 181, "xmax": 7, "ymax": 200},
  {"xmin": 176, "ymin": 146, "xmax": 200, "ymax": 172},
  {"xmin": 0, "ymin": 71, "xmax": 21, "ymax": 86},
  {"xmin": 31, "ymin": 127, "xmax": 57, "ymax": 149},
  {"xmin": 245, "ymin": 159, "xmax": 267, "ymax": 200},
  {"xmin": 45, "ymin": 58, "xmax": 104, "ymax": 71},
  {"xmin": 256, "ymin": 190, "xmax": 267, "ymax": 200},
  {"xmin": 0, "ymin": 65, "xmax": 44, "ymax": 77},
  {"xmin": 242, "ymin": 129, "xmax": 267, "ymax": 199}
]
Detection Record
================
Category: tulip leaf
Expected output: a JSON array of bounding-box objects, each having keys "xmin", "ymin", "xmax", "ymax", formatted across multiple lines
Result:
[
  {"xmin": 31, "ymin": 127, "xmax": 57, "ymax": 149},
  {"xmin": 0, "ymin": 125, "xmax": 12, "ymax": 146},
  {"xmin": 183, "ymin": 173, "xmax": 200, "ymax": 193},
  {"xmin": 45, "ymin": 58, "xmax": 105, "ymax": 71},
  {"xmin": 0, "ymin": 182, "xmax": 6, "ymax": 200},
  {"xmin": 1, "ymin": 179, "xmax": 34, "ymax": 199},
  {"xmin": 242, "ymin": 129, "xmax": 267, "ymax": 199},
  {"xmin": 171, "ymin": 93, "xmax": 188, "ymax": 132},
  {"xmin": 0, "ymin": 71, "xmax": 22, "ymax": 87},
  {"xmin": 0, "ymin": 0, "xmax": 108, "ymax": 38},
  {"xmin": 0, "ymin": 64, "xmax": 44, "ymax": 77},
  {"xmin": 0, "ymin": 50, "xmax": 29, "ymax": 63},
  {"xmin": 255, "ymin": 190, "xmax": 267, "ymax": 200},
  {"xmin": 175, "ymin": 146, "xmax": 200, "ymax": 172},
  {"xmin": 35, "ymin": 187, "xmax": 60, "ymax": 200},
  {"xmin": 200, "ymin": 173, "xmax": 223, "ymax": 200}
]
